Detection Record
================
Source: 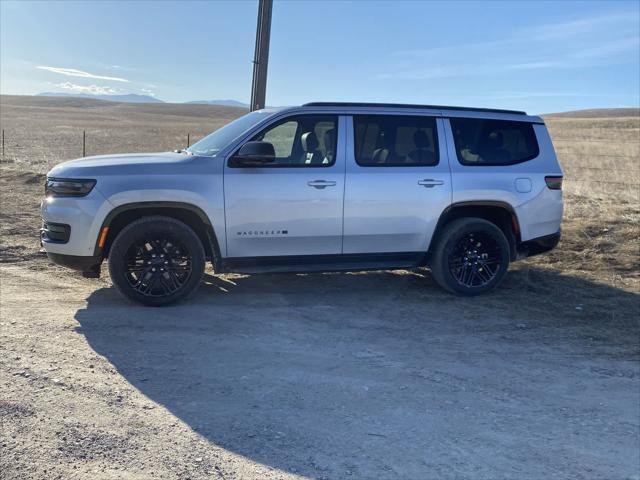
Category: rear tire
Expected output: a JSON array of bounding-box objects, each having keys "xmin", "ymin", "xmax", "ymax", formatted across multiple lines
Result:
[
  {"xmin": 108, "ymin": 216, "xmax": 205, "ymax": 306},
  {"xmin": 429, "ymin": 217, "xmax": 510, "ymax": 296}
]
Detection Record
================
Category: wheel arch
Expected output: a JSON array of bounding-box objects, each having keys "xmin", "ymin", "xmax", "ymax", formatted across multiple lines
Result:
[
  {"xmin": 429, "ymin": 201, "xmax": 521, "ymax": 261},
  {"xmin": 94, "ymin": 202, "xmax": 222, "ymax": 269}
]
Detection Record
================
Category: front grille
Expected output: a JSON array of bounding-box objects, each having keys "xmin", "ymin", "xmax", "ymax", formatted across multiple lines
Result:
[{"xmin": 41, "ymin": 222, "xmax": 71, "ymax": 243}]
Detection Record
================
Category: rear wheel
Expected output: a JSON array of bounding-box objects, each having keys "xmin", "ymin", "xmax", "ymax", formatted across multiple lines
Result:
[
  {"xmin": 108, "ymin": 216, "xmax": 205, "ymax": 306},
  {"xmin": 429, "ymin": 217, "xmax": 510, "ymax": 295}
]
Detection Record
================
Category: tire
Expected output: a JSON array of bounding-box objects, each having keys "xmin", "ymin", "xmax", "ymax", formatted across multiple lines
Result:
[
  {"xmin": 108, "ymin": 216, "xmax": 205, "ymax": 306},
  {"xmin": 429, "ymin": 217, "xmax": 510, "ymax": 296}
]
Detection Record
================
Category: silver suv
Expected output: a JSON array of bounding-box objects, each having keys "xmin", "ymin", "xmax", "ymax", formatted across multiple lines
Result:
[{"xmin": 41, "ymin": 102, "xmax": 563, "ymax": 306}]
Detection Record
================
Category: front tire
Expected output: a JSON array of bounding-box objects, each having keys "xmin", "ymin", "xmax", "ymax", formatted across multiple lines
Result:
[
  {"xmin": 108, "ymin": 216, "xmax": 205, "ymax": 306},
  {"xmin": 429, "ymin": 218, "xmax": 510, "ymax": 296}
]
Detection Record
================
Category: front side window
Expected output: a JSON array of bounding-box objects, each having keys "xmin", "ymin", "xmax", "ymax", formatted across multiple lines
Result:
[
  {"xmin": 450, "ymin": 118, "xmax": 539, "ymax": 166},
  {"xmin": 247, "ymin": 115, "xmax": 338, "ymax": 167},
  {"xmin": 187, "ymin": 111, "xmax": 271, "ymax": 156},
  {"xmin": 354, "ymin": 115, "xmax": 439, "ymax": 166}
]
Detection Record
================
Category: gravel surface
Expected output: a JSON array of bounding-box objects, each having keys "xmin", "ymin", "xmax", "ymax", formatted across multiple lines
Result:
[{"xmin": 1, "ymin": 261, "xmax": 639, "ymax": 479}]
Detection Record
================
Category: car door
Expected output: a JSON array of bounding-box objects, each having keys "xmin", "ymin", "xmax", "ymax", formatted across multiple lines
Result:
[
  {"xmin": 343, "ymin": 114, "xmax": 452, "ymax": 254},
  {"xmin": 224, "ymin": 114, "xmax": 346, "ymax": 258}
]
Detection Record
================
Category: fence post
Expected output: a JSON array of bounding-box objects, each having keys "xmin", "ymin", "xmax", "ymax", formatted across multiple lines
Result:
[
  {"xmin": 187, "ymin": 133, "xmax": 190, "ymax": 148},
  {"xmin": 1, "ymin": 129, "xmax": 4, "ymax": 159},
  {"xmin": 83, "ymin": 130, "xmax": 86, "ymax": 157}
]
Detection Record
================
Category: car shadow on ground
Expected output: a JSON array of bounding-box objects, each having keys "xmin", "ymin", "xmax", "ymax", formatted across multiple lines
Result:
[{"xmin": 74, "ymin": 267, "xmax": 639, "ymax": 479}]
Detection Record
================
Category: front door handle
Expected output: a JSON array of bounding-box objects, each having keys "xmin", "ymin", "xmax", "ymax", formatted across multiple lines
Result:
[
  {"xmin": 418, "ymin": 179, "xmax": 444, "ymax": 188},
  {"xmin": 308, "ymin": 180, "xmax": 336, "ymax": 189}
]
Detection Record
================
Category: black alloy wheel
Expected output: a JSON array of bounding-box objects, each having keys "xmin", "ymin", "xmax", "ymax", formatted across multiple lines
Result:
[
  {"xmin": 448, "ymin": 231, "xmax": 502, "ymax": 288},
  {"xmin": 124, "ymin": 237, "xmax": 192, "ymax": 297},
  {"xmin": 108, "ymin": 216, "xmax": 205, "ymax": 306},
  {"xmin": 429, "ymin": 217, "xmax": 510, "ymax": 295}
]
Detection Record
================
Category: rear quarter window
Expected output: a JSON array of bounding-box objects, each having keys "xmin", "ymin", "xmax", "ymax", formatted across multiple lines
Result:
[{"xmin": 450, "ymin": 118, "xmax": 539, "ymax": 166}]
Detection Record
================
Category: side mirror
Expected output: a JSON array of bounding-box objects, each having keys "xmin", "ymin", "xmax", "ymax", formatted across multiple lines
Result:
[{"xmin": 229, "ymin": 141, "xmax": 276, "ymax": 167}]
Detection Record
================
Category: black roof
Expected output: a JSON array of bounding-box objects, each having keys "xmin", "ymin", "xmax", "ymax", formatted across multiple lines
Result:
[{"xmin": 303, "ymin": 102, "xmax": 527, "ymax": 115}]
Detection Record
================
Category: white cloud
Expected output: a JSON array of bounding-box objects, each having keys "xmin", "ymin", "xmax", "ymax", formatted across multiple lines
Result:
[
  {"xmin": 141, "ymin": 88, "xmax": 156, "ymax": 96},
  {"xmin": 380, "ymin": 11, "xmax": 640, "ymax": 81},
  {"xmin": 55, "ymin": 82, "xmax": 119, "ymax": 95},
  {"xmin": 37, "ymin": 66, "xmax": 129, "ymax": 83},
  {"xmin": 527, "ymin": 12, "xmax": 637, "ymax": 41},
  {"xmin": 396, "ymin": 11, "xmax": 639, "ymax": 60},
  {"xmin": 508, "ymin": 61, "xmax": 564, "ymax": 71},
  {"xmin": 572, "ymin": 37, "xmax": 640, "ymax": 59}
]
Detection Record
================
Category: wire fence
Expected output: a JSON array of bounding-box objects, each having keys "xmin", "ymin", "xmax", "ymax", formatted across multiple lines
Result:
[
  {"xmin": 0, "ymin": 128, "xmax": 638, "ymax": 194},
  {"xmin": 0, "ymin": 128, "xmax": 201, "ymax": 170}
]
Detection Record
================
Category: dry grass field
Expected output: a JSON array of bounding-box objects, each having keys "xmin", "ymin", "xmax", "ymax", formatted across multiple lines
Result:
[
  {"xmin": 1, "ymin": 95, "xmax": 637, "ymax": 293},
  {"xmin": 1, "ymin": 95, "xmax": 638, "ymax": 479}
]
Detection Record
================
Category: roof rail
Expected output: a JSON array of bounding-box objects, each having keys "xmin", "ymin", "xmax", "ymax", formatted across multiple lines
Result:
[{"xmin": 302, "ymin": 102, "xmax": 527, "ymax": 115}]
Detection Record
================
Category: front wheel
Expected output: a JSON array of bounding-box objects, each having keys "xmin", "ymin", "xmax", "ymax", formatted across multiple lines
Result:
[
  {"xmin": 108, "ymin": 216, "xmax": 205, "ymax": 306},
  {"xmin": 429, "ymin": 218, "xmax": 510, "ymax": 296}
]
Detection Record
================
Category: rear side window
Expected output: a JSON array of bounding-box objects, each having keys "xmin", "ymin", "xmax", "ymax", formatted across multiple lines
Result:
[
  {"xmin": 450, "ymin": 118, "xmax": 539, "ymax": 166},
  {"xmin": 354, "ymin": 115, "xmax": 439, "ymax": 166}
]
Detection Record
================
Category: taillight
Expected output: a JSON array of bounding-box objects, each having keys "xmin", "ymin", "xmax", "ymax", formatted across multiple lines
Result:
[{"xmin": 545, "ymin": 176, "xmax": 563, "ymax": 190}]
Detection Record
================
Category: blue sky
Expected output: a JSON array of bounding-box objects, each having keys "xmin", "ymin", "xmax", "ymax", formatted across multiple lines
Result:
[{"xmin": 1, "ymin": 0, "xmax": 639, "ymax": 113}]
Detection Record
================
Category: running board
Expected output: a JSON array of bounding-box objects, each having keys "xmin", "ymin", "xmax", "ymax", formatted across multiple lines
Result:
[{"xmin": 219, "ymin": 252, "xmax": 426, "ymax": 274}]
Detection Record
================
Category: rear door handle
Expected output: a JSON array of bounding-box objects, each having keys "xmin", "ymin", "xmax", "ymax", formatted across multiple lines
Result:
[
  {"xmin": 308, "ymin": 180, "xmax": 336, "ymax": 189},
  {"xmin": 418, "ymin": 179, "xmax": 444, "ymax": 188}
]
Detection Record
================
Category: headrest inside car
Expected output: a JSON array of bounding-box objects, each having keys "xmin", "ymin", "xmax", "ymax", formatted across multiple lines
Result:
[
  {"xmin": 413, "ymin": 130, "xmax": 431, "ymax": 149},
  {"xmin": 301, "ymin": 131, "xmax": 319, "ymax": 152}
]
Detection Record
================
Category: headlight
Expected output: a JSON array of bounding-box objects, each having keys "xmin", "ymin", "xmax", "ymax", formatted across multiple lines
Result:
[{"xmin": 45, "ymin": 178, "xmax": 96, "ymax": 197}]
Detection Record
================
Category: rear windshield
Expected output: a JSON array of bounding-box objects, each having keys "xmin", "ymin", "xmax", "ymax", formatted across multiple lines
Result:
[{"xmin": 450, "ymin": 118, "xmax": 539, "ymax": 166}]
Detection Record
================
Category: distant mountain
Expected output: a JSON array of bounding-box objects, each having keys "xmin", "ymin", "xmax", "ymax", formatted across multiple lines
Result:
[
  {"xmin": 187, "ymin": 99, "xmax": 249, "ymax": 108},
  {"xmin": 37, "ymin": 92, "xmax": 164, "ymax": 104},
  {"xmin": 35, "ymin": 93, "xmax": 251, "ymax": 107}
]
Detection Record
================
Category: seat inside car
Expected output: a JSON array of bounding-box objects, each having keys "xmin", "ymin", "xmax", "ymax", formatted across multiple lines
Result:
[
  {"xmin": 323, "ymin": 128, "xmax": 335, "ymax": 164},
  {"xmin": 300, "ymin": 131, "xmax": 324, "ymax": 165},
  {"xmin": 480, "ymin": 130, "xmax": 510, "ymax": 163},
  {"xmin": 407, "ymin": 129, "xmax": 435, "ymax": 164},
  {"xmin": 372, "ymin": 130, "xmax": 391, "ymax": 164}
]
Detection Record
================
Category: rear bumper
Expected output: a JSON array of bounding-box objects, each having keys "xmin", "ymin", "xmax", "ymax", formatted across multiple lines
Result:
[
  {"xmin": 517, "ymin": 230, "xmax": 561, "ymax": 259},
  {"xmin": 47, "ymin": 252, "xmax": 102, "ymax": 275}
]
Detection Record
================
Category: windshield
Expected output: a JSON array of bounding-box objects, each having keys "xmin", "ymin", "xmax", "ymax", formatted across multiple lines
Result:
[{"xmin": 186, "ymin": 111, "xmax": 272, "ymax": 156}]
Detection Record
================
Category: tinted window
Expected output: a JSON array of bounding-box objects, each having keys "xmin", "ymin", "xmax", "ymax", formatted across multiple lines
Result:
[
  {"xmin": 354, "ymin": 115, "xmax": 439, "ymax": 166},
  {"xmin": 247, "ymin": 115, "xmax": 338, "ymax": 167},
  {"xmin": 450, "ymin": 118, "xmax": 539, "ymax": 165}
]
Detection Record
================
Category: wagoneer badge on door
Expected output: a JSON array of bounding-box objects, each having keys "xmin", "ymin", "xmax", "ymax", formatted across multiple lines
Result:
[{"xmin": 237, "ymin": 230, "xmax": 289, "ymax": 236}]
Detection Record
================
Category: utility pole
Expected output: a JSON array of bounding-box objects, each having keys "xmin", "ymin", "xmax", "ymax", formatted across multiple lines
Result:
[{"xmin": 250, "ymin": 0, "xmax": 273, "ymax": 111}]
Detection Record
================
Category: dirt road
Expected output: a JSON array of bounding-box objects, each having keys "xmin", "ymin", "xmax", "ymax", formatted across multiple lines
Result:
[
  {"xmin": 1, "ymin": 260, "xmax": 638, "ymax": 479},
  {"xmin": 1, "ymin": 100, "xmax": 639, "ymax": 478}
]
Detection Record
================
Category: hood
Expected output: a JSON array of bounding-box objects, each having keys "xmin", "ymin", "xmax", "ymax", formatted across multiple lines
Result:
[{"xmin": 47, "ymin": 152, "xmax": 193, "ymax": 178}]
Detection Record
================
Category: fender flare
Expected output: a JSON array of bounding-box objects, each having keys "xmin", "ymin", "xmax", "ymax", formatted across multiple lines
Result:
[
  {"xmin": 430, "ymin": 201, "xmax": 520, "ymax": 260},
  {"xmin": 93, "ymin": 201, "xmax": 222, "ymax": 267}
]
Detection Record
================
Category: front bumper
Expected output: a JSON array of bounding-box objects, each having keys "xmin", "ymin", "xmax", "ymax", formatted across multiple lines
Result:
[
  {"xmin": 46, "ymin": 252, "xmax": 102, "ymax": 277},
  {"xmin": 40, "ymin": 188, "xmax": 112, "ymax": 257},
  {"xmin": 517, "ymin": 230, "xmax": 561, "ymax": 259},
  {"xmin": 41, "ymin": 221, "xmax": 71, "ymax": 244}
]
